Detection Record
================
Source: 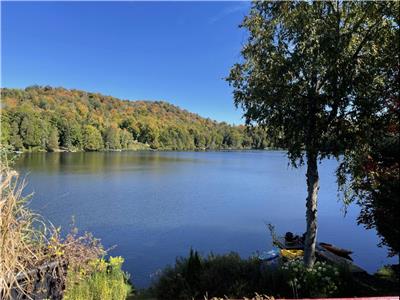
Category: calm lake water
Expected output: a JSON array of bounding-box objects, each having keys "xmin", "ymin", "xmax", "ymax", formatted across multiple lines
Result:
[{"xmin": 15, "ymin": 151, "xmax": 395, "ymax": 287}]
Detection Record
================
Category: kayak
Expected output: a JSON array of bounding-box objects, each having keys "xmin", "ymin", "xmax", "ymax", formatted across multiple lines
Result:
[
  {"xmin": 320, "ymin": 242, "xmax": 353, "ymax": 260},
  {"xmin": 280, "ymin": 249, "xmax": 304, "ymax": 259},
  {"xmin": 258, "ymin": 249, "xmax": 280, "ymax": 261}
]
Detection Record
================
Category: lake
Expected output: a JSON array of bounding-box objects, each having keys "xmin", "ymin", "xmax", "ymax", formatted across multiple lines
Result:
[{"xmin": 15, "ymin": 151, "xmax": 395, "ymax": 287}]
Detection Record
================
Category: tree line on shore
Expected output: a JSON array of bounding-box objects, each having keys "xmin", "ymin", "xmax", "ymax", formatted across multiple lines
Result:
[{"xmin": 0, "ymin": 86, "xmax": 274, "ymax": 152}]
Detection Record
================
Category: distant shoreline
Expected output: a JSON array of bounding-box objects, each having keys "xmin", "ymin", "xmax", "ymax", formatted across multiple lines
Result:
[{"xmin": 14, "ymin": 147, "xmax": 284, "ymax": 154}]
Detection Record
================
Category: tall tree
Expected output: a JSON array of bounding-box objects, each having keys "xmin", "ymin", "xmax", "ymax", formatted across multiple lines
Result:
[
  {"xmin": 338, "ymin": 127, "xmax": 399, "ymax": 256},
  {"xmin": 227, "ymin": 1, "xmax": 398, "ymax": 267},
  {"xmin": 20, "ymin": 116, "xmax": 41, "ymax": 148},
  {"xmin": 82, "ymin": 125, "xmax": 103, "ymax": 151},
  {"xmin": 336, "ymin": 2, "xmax": 400, "ymax": 257},
  {"xmin": 47, "ymin": 127, "xmax": 59, "ymax": 152},
  {"xmin": 0, "ymin": 115, "xmax": 11, "ymax": 146},
  {"xmin": 104, "ymin": 125, "xmax": 121, "ymax": 150},
  {"xmin": 9, "ymin": 121, "xmax": 24, "ymax": 151},
  {"xmin": 120, "ymin": 129, "xmax": 134, "ymax": 149}
]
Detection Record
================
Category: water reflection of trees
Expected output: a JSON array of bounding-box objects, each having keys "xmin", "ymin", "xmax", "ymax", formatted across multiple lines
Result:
[{"xmin": 16, "ymin": 152, "xmax": 198, "ymax": 174}]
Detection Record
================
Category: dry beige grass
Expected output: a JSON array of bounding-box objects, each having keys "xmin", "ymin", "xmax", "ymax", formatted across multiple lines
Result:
[
  {"xmin": 0, "ymin": 162, "xmax": 48, "ymax": 299},
  {"xmin": 0, "ymin": 154, "xmax": 105, "ymax": 299}
]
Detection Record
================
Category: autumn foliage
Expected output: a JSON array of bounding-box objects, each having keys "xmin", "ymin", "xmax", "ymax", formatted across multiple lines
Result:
[{"xmin": 1, "ymin": 86, "xmax": 272, "ymax": 152}]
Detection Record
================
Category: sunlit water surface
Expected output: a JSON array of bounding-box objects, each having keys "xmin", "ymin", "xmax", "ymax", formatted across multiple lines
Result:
[{"xmin": 15, "ymin": 151, "xmax": 395, "ymax": 287}]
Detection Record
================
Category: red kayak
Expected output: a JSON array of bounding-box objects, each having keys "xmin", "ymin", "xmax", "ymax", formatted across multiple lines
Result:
[{"xmin": 320, "ymin": 242, "xmax": 353, "ymax": 260}]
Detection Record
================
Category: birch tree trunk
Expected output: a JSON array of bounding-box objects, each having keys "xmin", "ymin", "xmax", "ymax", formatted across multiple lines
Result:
[{"xmin": 303, "ymin": 151, "xmax": 319, "ymax": 268}]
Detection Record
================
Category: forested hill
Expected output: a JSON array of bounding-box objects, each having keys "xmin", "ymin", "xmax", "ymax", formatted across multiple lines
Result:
[{"xmin": 0, "ymin": 86, "xmax": 271, "ymax": 151}]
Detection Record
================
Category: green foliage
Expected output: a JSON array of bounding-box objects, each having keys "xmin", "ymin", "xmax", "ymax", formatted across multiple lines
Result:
[
  {"xmin": 0, "ymin": 115, "xmax": 11, "ymax": 145},
  {"xmin": 375, "ymin": 265, "xmax": 399, "ymax": 283},
  {"xmin": 8, "ymin": 122, "xmax": 24, "ymax": 151},
  {"xmin": 137, "ymin": 121, "xmax": 159, "ymax": 149},
  {"xmin": 20, "ymin": 115, "xmax": 45, "ymax": 149},
  {"xmin": 83, "ymin": 125, "xmax": 103, "ymax": 151},
  {"xmin": 358, "ymin": 135, "xmax": 399, "ymax": 256},
  {"xmin": 152, "ymin": 250, "xmax": 263, "ymax": 300},
  {"xmin": 104, "ymin": 125, "xmax": 121, "ymax": 150},
  {"xmin": 119, "ymin": 129, "xmax": 135, "ymax": 150},
  {"xmin": 1, "ymin": 87, "xmax": 270, "ymax": 152},
  {"xmin": 227, "ymin": 0, "xmax": 399, "ymax": 267},
  {"xmin": 329, "ymin": 1, "xmax": 399, "ymax": 257},
  {"xmin": 337, "ymin": 102, "xmax": 399, "ymax": 256},
  {"xmin": 64, "ymin": 256, "xmax": 133, "ymax": 300},
  {"xmin": 281, "ymin": 258, "xmax": 340, "ymax": 297},
  {"xmin": 150, "ymin": 249, "xmax": 399, "ymax": 300},
  {"xmin": 227, "ymin": 0, "xmax": 398, "ymax": 162},
  {"xmin": 47, "ymin": 127, "xmax": 59, "ymax": 151}
]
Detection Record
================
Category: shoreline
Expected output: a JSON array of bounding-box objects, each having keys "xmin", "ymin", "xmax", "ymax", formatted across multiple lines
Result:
[{"xmin": 13, "ymin": 147, "xmax": 284, "ymax": 154}]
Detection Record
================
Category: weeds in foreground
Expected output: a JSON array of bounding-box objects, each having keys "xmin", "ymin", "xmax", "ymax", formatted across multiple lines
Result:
[
  {"xmin": 149, "ymin": 247, "xmax": 400, "ymax": 300},
  {"xmin": 0, "ymin": 159, "xmax": 49, "ymax": 299},
  {"xmin": 281, "ymin": 258, "xmax": 340, "ymax": 297},
  {"xmin": 151, "ymin": 250, "xmax": 265, "ymax": 300},
  {"xmin": 0, "ymin": 149, "xmax": 129, "ymax": 299},
  {"xmin": 64, "ymin": 256, "xmax": 133, "ymax": 300}
]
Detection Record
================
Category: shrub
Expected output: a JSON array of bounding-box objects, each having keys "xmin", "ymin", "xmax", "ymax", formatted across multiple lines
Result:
[
  {"xmin": 0, "ymin": 148, "xmax": 132, "ymax": 299},
  {"xmin": 150, "ymin": 248, "xmax": 383, "ymax": 299},
  {"xmin": 64, "ymin": 256, "xmax": 133, "ymax": 300},
  {"xmin": 152, "ymin": 249, "xmax": 266, "ymax": 300},
  {"xmin": 281, "ymin": 258, "xmax": 340, "ymax": 297},
  {"xmin": 0, "ymin": 150, "xmax": 53, "ymax": 299},
  {"xmin": 376, "ymin": 265, "xmax": 399, "ymax": 282}
]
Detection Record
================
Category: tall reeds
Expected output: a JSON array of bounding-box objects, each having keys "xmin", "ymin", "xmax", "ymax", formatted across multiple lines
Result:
[
  {"xmin": 0, "ymin": 150, "xmax": 105, "ymax": 299},
  {"xmin": 0, "ymin": 157, "xmax": 47, "ymax": 298}
]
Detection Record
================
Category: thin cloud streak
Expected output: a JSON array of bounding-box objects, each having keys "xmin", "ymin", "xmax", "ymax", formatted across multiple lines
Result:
[{"xmin": 208, "ymin": 2, "xmax": 250, "ymax": 24}]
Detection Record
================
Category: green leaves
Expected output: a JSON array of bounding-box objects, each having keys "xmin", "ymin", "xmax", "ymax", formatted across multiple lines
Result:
[
  {"xmin": 228, "ymin": 0, "xmax": 399, "ymax": 256},
  {"xmin": 228, "ymin": 1, "xmax": 398, "ymax": 162},
  {"xmin": 83, "ymin": 125, "xmax": 103, "ymax": 151},
  {"xmin": 1, "ymin": 87, "xmax": 274, "ymax": 152}
]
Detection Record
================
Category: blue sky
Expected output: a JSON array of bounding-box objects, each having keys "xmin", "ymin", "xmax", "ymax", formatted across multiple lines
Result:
[{"xmin": 1, "ymin": 1, "xmax": 251, "ymax": 124}]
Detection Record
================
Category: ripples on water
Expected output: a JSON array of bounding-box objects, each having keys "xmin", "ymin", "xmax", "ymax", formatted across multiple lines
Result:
[{"xmin": 16, "ymin": 151, "xmax": 395, "ymax": 287}]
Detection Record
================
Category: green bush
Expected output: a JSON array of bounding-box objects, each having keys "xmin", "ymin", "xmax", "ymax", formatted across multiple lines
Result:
[
  {"xmin": 152, "ymin": 249, "xmax": 264, "ymax": 300},
  {"xmin": 376, "ymin": 265, "xmax": 399, "ymax": 282},
  {"xmin": 64, "ymin": 256, "xmax": 133, "ymax": 300},
  {"xmin": 281, "ymin": 258, "xmax": 340, "ymax": 297},
  {"xmin": 150, "ymin": 249, "xmax": 395, "ymax": 299}
]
